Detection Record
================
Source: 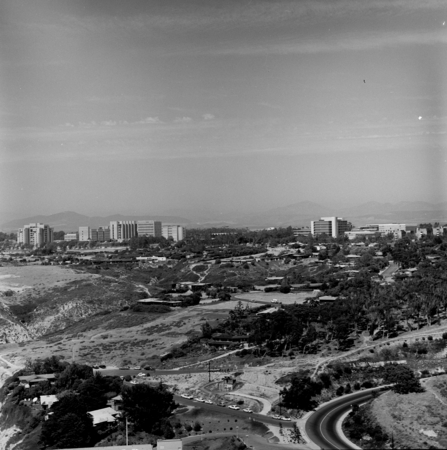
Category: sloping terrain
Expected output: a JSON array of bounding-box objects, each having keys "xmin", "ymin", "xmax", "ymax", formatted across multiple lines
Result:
[{"xmin": 371, "ymin": 375, "xmax": 447, "ymax": 449}]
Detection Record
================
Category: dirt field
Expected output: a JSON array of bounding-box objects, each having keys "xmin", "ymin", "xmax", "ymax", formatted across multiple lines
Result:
[
  {"xmin": 234, "ymin": 291, "xmax": 317, "ymax": 305},
  {"xmin": 371, "ymin": 375, "xmax": 447, "ymax": 449},
  {"xmin": 0, "ymin": 265, "xmax": 98, "ymax": 293}
]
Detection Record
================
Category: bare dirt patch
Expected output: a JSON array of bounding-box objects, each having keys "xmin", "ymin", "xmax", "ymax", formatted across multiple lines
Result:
[
  {"xmin": 372, "ymin": 376, "xmax": 447, "ymax": 449},
  {"xmin": 234, "ymin": 291, "xmax": 317, "ymax": 305},
  {"xmin": 0, "ymin": 265, "xmax": 98, "ymax": 293}
]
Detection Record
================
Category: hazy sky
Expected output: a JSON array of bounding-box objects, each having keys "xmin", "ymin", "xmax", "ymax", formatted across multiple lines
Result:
[{"xmin": 1, "ymin": 0, "xmax": 447, "ymax": 220}]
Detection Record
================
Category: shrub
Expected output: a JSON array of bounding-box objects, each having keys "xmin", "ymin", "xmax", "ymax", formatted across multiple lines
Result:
[
  {"xmin": 336, "ymin": 386, "xmax": 344, "ymax": 396},
  {"xmin": 362, "ymin": 380, "xmax": 373, "ymax": 389},
  {"xmin": 185, "ymin": 424, "xmax": 192, "ymax": 432},
  {"xmin": 402, "ymin": 342, "xmax": 408, "ymax": 348},
  {"xmin": 353, "ymin": 382, "xmax": 360, "ymax": 391},
  {"xmin": 428, "ymin": 336, "xmax": 433, "ymax": 341},
  {"xmin": 193, "ymin": 421, "xmax": 202, "ymax": 432},
  {"xmin": 443, "ymin": 332, "xmax": 447, "ymax": 340}
]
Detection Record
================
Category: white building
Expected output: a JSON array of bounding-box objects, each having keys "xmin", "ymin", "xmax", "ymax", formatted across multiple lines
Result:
[
  {"xmin": 368, "ymin": 223, "xmax": 406, "ymax": 239},
  {"xmin": 79, "ymin": 226, "xmax": 91, "ymax": 241},
  {"xmin": 137, "ymin": 220, "xmax": 162, "ymax": 237},
  {"xmin": 311, "ymin": 217, "xmax": 349, "ymax": 238},
  {"xmin": 162, "ymin": 224, "xmax": 185, "ymax": 241},
  {"xmin": 17, "ymin": 223, "xmax": 54, "ymax": 246},
  {"xmin": 64, "ymin": 232, "xmax": 79, "ymax": 241},
  {"xmin": 110, "ymin": 221, "xmax": 138, "ymax": 240}
]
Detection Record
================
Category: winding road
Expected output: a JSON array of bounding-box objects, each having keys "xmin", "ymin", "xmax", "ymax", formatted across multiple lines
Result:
[{"xmin": 305, "ymin": 387, "xmax": 387, "ymax": 450}]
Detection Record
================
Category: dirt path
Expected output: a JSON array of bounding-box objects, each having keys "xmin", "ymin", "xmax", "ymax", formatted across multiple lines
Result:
[{"xmin": 311, "ymin": 324, "xmax": 447, "ymax": 378}]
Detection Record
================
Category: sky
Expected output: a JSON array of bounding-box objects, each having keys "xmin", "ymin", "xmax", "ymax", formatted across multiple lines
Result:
[{"xmin": 1, "ymin": 0, "xmax": 447, "ymax": 221}]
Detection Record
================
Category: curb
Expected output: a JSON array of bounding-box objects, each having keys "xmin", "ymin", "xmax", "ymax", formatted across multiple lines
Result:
[
  {"xmin": 299, "ymin": 385, "xmax": 392, "ymax": 448},
  {"xmin": 336, "ymin": 409, "xmax": 362, "ymax": 450}
]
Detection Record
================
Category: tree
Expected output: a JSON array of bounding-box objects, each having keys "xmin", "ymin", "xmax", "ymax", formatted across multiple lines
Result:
[
  {"xmin": 40, "ymin": 395, "xmax": 95, "ymax": 449},
  {"xmin": 121, "ymin": 383, "xmax": 176, "ymax": 433},
  {"xmin": 382, "ymin": 364, "xmax": 424, "ymax": 394},
  {"xmin": 201, "ymin": 322, "xmax": 213, "ymax": 339},
  {"xmin": 281, "ymin": 373, "xmax": 322, "ymax": 411}
]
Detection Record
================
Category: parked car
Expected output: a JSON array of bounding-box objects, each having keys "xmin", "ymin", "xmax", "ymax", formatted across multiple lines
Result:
[
  {"xmin": 204, "ymin": 399, "xmax": 213, "ymax": 404},
  {"xmin": 281, "ymin": 416, "xmax": 291, "ymax": 421},
  {"xmin": 228, "ymin": 405, "xmax": 239, "ymax": 410},
  {"xmin": 181, "ymin": 394, "xmax": 193, "ymax": 399},
  {"xmin": 272, "ymin": 414, "xmax": 281, "ymax": 419},
  {"xmin": 243, "ymin": 408, "xmax": 253, "ymax": 413}
]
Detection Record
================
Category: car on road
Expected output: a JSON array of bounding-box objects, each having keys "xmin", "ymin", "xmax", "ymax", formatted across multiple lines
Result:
[
  {"xmin": 281, "ymin": 416, "xmax": 291, "ymax": 421},
  {"xmin": 272, "ymin": 414, "xmax": 281, "ymax": 419},
  {"xmin": 243, "ymin": 408, "xmax": 253, "ymax": 413},
  {"xmin": 194, "ymin": 398, "xmax": 205, "ymax": 402},
  {"xmin": 228, "ymin": 405, "xmax": 240, "ymax": 410},
  {"xmin": 119, "ymin": 366, "xmax": 130, "ymax": 370},
  {"xmin": 271, "ymin": 298, "xmax": 278, "ymax": 303},
  {"xmin": 131, "ymin": 366, "xmax": 141, "ymax": 370},
  {"xmin": 137, "ymin": 372, "xmax": 146, "ymax": 377},
  {"xmin": 181, "ymin": 394, "xmax": 193, "ymax": 399},
  {"xmin": 204, "ymin": 399, "xmax": 213, "ymax": 404}
]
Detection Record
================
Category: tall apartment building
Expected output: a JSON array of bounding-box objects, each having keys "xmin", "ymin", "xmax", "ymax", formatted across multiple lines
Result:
[
  {"xmin": 110, "ymin": 221, "xmax": 138, "ymax": 240},
  {"xmin": 311, "ymin": 217, "xmax": 349, "ymax": 238},
  {"xmin": 79, "ymin": 226, "xmax": 91, "ymax": 241},
  {"xmin": 17, "ymin": 223, "xmax": 54, "ymax": 246},
  {"xmin": 137, "ymin": 220, "xmax": 162, "ymax": 237},
  {"xmin": 162, "ymin": 224, "xmax": 185, "ymax": 242},
  {"xmin": 91, "ymin": 227, "xmax": 111, "ymax": 241}
]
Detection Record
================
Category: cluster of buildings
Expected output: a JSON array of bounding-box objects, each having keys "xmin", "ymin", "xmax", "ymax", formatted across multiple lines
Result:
[
  {"xmin": 77, "ymin": 221, "xmax": 185, "ymax": 242},
  {"xmin": 310, "ymin": 216, "xmax": 446, "ymax": 240},
  {"xmin": 17, "ymin": 221, "xmax": 185, "ymax": 245},
  {"xmin": 16, "ymin": 223, "xmax": 54, "ymax": 246}
]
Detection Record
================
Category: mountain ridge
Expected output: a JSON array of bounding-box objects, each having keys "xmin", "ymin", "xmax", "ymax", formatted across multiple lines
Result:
[{"xmin": 2, "ymin": 201, "xmax": 447, "ymax": 231}]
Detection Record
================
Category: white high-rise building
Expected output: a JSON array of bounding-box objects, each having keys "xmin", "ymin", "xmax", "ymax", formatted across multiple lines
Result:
[
  {"xmin": 310, "ymin": 217, "xmax": 349, "ymax": 238},
  {"xmin": 17, "ymin": 223, "xmax": 54, "ymax": 246},
  {"xmin": 137, "ymin": 220, "xmax": 162, "ymax": 237},
  {"xmin": 162, "ymin": 224, "xmax": 185, "ymax": 242},
  {"xmin": 79, "ymin": 226, "xmax": 91, "ymax": 241},
  {"xmin": 110, "ymin": 221, "xmax": 138, "ymax": 240}
]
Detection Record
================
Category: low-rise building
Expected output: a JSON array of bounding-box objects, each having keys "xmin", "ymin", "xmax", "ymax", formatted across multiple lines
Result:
[
  {"xmin": 157, "ymin": 439, "xmax": 182, "ymax": 450},
  {"xmin": 64, "ymin": 232, "xmax": 79, "ymax": 241}
]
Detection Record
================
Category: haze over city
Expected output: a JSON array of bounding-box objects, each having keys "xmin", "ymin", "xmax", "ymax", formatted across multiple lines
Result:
[{"xmin": 1, "ymin": 0, "xmax": 447, "ymax": 222}]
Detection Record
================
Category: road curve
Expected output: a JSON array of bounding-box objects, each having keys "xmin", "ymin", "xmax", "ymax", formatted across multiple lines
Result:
[
  {"xmin": 174, "ymin": 395, "xmax": 294, "ymax": 428},
  {"xmin": 305, "ymin": 389, "xmax": 382, "ymax": 450}
]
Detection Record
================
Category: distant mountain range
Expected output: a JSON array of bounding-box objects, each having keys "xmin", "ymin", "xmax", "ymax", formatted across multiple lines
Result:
[
  {"xmin": 2, "ymin": 201, "xmax": 447, "ymax": 231},
  {"xmin": 1, "ymin": 211, "xmax": 191, "ymax": 232}
]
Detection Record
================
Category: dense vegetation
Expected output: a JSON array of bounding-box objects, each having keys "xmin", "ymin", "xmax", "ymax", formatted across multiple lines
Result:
[{"xmin": 1, "ymin": 356, "xmax": 176, "ymax": 449}]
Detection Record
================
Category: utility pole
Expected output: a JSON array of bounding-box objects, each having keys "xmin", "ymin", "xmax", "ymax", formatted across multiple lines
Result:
[
  {"xmin": 208, "ymin": 361, "xmax": 211, "ymax": 382},
  {"xmin": 126, "ymin": 416, "xmax": 128, "ymax": 446}
]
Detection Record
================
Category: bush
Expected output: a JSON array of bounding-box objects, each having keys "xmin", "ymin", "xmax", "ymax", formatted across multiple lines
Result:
[
  {"xmin": 336, "ymin": 386, "xmax": 344, "ymax": 396},
  {"xmin": 362, "ymin": 380, "xmax": 373, "ymax": 389},
  {"xmin": 185, "ymin": 424, "xmax": 192, "ymax": 432},
  {"xmin": 443, "ymin": 332, "xmax": 447, "ymax": 340},
  {"xmin": 193, "ymin": 421, "xmax": 202, "ymax": 432},
  {"xmin": 402, "ymin": 342, "xmax": 408, "ymax": 348},
  {"xmin": 353, "ymin": 382, "xmax": 360, "ymax": 391},
  {"xmin": 428, "ymin": 336, "xmax": 433, "ymax": 341}
]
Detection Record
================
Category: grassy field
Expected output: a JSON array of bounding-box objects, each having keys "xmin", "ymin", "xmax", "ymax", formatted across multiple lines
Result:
[{"xmin": 371, "ymin": 375, "xmax": 447, "ymax": 449}]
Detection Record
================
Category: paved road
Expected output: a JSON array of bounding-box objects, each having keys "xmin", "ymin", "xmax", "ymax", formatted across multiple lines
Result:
[
  {"xmin": 305, "ymin": 388, "xmax": 385, "ymax": 450},
  {"xmin": 174, "ymin": 395, "xmax": 294, "ymax": 428},
  {"xmin": 96, "ymin": 367, "xmax": 226, "ymax": 377},
  {"xmin": 381, "ymin": 261, "xmax": 399, "ymax": 280}
]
